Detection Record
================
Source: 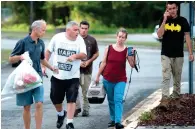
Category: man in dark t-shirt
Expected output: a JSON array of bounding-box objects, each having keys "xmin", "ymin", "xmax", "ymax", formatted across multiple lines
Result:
[
  {"xmin": 75, "ymin": 21, "xmax": 99, "ymax": 117},
  {"xmin": 157, "ymin": 1, "xmax": 194, "ymax": 110}
]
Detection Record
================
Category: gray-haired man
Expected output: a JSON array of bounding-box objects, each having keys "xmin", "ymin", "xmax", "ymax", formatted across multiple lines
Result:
[
  {"xmin": 43, "ymin": 21, "xmax": 87, "ymax": 129},
  {"xmin": 9, "ymin": 20, "xmax": 55, "ymax": 129}
]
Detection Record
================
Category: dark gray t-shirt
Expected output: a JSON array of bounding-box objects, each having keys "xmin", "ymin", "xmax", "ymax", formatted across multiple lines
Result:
[
  {"xmin": 10, "ymin": 35, "xmax": 45, "ymax": 77},
  {"xmin": 80, "ymin": 35, "xmax": 99, "ymax": 74}
]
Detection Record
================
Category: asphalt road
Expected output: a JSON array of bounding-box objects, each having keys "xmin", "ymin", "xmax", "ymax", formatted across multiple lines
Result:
[{"xmin": 1, "ymin": 44, "xmax": 193, "ymax": 129}]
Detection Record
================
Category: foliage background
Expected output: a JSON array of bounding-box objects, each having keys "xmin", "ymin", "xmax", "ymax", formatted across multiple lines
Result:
[{"xmin": 1, "ymin": 1, "xmax": 166, "ymax": 30}]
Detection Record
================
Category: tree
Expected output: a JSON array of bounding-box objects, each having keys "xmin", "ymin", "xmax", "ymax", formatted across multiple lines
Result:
[
  {"xmin": 2, "ymin": 1, "xmax": 166, "ymax": 28},
  {"xmin": 1, "ymin": 1, "xmax": 46, "ymax": 24}
]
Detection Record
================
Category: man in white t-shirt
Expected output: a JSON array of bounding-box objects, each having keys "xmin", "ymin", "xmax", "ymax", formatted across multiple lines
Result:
[{"xmin": 42, "ymin": 21, "xmax": 87, "ymax": 129}]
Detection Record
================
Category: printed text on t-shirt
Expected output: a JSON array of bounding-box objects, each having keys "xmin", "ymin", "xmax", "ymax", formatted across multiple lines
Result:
[
  {"xmin": 58, "ymin": 48, "xmax": 76, "ymax": 57},
  {"xmin": 58, "ymin": 62, "xmax": 73, "ymax": 71}
]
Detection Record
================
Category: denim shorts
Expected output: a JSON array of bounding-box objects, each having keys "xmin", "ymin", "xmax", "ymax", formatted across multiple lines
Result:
[{"xmin": 16, "ymin": 85, "xmax": 44, "ymax": 106}]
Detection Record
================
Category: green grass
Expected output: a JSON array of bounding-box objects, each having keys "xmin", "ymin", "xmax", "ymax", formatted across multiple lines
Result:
[
  {"xmin": 1, "ymin": 30, "xmax": 117, "ymax": 40},
  {"xmin": 1, "ymin": 31, "xmax": 56, "ymax": 39},
  {"xmin": 139, "ymin": 111, "xmax": 154, "ymax": 121},
  {"xmin": 126, "ymin": 41, "xmax": 160, "ymax": 47},
  {"xmin": 1, "ymin": 23, "xmax": 153, "ymax": 40},
  {"xmin": 98, "ymin": 40, "xmax": 160, "ymax": 47},
  {"xmin": 89, "ymin": 28, "xmax": 153, "ymax": 34},
  {"xmin": 1, "ymin": 22, "xmax": 153, "ymax": 36},
  {"xmin": 1, "ymin": 49, "xmax": 12, "ymax": 64}
]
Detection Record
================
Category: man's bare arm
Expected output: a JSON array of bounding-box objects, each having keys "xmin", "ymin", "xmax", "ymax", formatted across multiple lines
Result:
[
  {"xmin": 67, "ymin": 53, "xmax": 87, "ymax": 62},
  {"xmin": 41, "ymin": 50, "xmax": 52, "ymax": 68},
  {"xmin": 185, "ymin": 32, "xmax": 193, "ymax": 55},
  {"xmin": 157, "ymin": 21, "xmax": 166, "ymax": 38},
  {"xmin": 9, "ymin": 55, "xmax": 21, "ymax": 64},
  {"xmin": 86, "ymin": 51, "xmax": 99, "ymax": 64},
  {"xmin": 185, "ymin": 32, "xmax": 194, "ymax": 61},
  {"xmin": 41, "ymin": 59, "xmax": 53, "ymax": 71}
]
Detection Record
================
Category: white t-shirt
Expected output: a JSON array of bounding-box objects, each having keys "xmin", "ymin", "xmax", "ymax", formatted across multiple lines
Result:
[{"xmin": 47, "ymin": 32, "xmax": 87, "ymax": 80}]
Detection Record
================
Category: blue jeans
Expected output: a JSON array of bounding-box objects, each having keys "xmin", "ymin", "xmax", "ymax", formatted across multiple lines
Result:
[{"xmin": 103, "ymin": 78, "xmax": 126, "ymax": 123}]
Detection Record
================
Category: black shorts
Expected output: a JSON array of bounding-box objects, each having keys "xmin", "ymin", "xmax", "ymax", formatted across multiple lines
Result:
[{"xmin": 50, "ymin": 76, "xmax": 79, "ymax": 104}]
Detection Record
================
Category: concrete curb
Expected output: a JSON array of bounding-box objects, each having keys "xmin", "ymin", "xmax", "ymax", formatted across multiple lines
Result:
[
  {"xmin": 122, "ymin": 82, "xmax": 195, "ymax": 129},
  {"xmin": 122, "ymin": 89, "xmax": 162, "ymax": 129}
]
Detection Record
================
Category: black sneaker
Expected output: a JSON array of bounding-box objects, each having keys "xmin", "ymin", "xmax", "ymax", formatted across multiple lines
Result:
[
  {"xmin": 108, "ymin": 121, "xmax": 115, "ymax": 127},
  {"xmin": 66, "ymin": 123, "xmax": 74, "ymax": 129},
  {"xmin": 56, "ymin": 110, "xmax": 67, "ymax": 128},
  {"xmin": 82, "ymin": 110, "xmax": 89, "ymax": 117},
  {"xmin": 74, "ymin": 108, "xmax": 81, "ymax": 117},
  {"xmin": 115, "ymin": 123, "xmax": 124, "ymax": 129}
]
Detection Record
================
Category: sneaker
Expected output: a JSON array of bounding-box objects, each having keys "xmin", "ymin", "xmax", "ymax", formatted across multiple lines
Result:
[
  {"xmin": 157, "ymin": 97, "xmax": 170, "ymax": 111},
  {"xmin": 170, "ymin": 91, "xmax": 180, "ymax": 99},
  {"xmin": 56, "ymin": 110, "xmax": 67, "ymax": 128},
  {"xmin": 74, "ymin": 108, "xmax": 81, "ymax": 117},
  {"xmin": 108, "ymin": 121, "xmax": 115, "ymax": 127},
  {"xmin": 115, "ymin": 123, "xmax": 124, "ymax": 129},
  {"xmin": 66, "ymin": 123, "xmax": 74, "ymax": 129},
  {"xmin": 82, "ymin": 110, "xmax": 89, "ymax": 117},
  {"xmin": 170, "ymin": 98, "xmax": 184, "ymax": 109}
]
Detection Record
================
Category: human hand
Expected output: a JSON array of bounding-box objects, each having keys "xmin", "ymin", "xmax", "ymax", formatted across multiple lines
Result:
[
  {"xmin": 128, "ymin": 47, "xmax": 135, "ymax": 56},
  {"xmin": 80, "ymin": 61, "xmax": 85, "ymax": 68},
  {"xmin": 67, "ymin": 54, "xmax": 76, "ymax": 62},
  {"xmin": 84, "ymin": 60, "xmax": 90, "ymax": 67},
  {"xmin": 20, "ymin": 51, "xmax": 33, "ymax": 65},
  {"xmin": 95, "ymin": 76, "xmax": 100, "ymax": 84},
  {"xmin": 42, "ymin": 67, "xmax": 47, "ymax": 77},
  {"xmin": 189, "ymin": 54, "xmax": 194, "ymax": 62},
  {"xmin": 163, "ymin": 10, "xmax": 170, "ymax": 21},
  {"xmin": 131, "ymin": 48, "xmax": 136, "ymax": 56},
  {"xmin": 51, "ymin": 66, "xmax": 59, "ymax": 74}
]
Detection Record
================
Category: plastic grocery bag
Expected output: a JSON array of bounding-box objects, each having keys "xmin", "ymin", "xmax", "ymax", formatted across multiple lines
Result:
[{"xmin": 1, "ymin": 60, "xmax": 42, "ymax": 95}]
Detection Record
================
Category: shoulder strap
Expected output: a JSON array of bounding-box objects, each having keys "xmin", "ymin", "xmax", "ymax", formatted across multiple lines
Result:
[{"xmin": 106, "ymin": 45, "xmax": 110, "ymax": 61}]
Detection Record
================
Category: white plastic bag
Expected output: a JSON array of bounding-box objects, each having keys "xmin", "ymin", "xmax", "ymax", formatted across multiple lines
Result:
[
  {"xmin": 1, "ymin": 60, "xmax": 42, "ymax": 95},
  {"xmin": 21, "ymin": 51, "xmax": 33, "ymax": 65}
]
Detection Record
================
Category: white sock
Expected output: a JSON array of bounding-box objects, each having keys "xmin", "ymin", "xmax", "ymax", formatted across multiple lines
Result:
[
  {"xmin": 57, "ymin": 110, "xmax": 64, "ymax": 116},
  {"xmin": 67, "ymin": 119, "xmax": 73, "ymax": 124}
]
